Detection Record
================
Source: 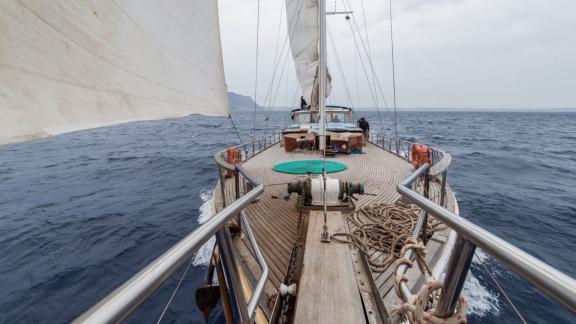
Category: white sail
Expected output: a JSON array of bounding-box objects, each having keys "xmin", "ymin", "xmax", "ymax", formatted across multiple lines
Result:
[
  {"xmin": 0, "ymin": 0, "xmax": 228, "ymax": 145},
  {"xmin": 286, "ymin": 0, "xmax": 331, "ymax": 110}
]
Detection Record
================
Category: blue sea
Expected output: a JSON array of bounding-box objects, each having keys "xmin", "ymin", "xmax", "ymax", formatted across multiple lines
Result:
[{"xmin": 0, "ymin": 111, "xmax": 574, "ymax": 323}]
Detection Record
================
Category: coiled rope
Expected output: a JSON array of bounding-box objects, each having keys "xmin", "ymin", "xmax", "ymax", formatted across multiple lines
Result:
[
  {"xmin": 332, "ymin": 202, "xmax": 444, "ymax": 272},
  {"xmin": 332, "ymin": 202, "xmax": 467, "ymax": 323}
]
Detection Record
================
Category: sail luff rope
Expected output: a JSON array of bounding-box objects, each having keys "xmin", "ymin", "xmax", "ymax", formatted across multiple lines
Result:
[
  {"xmin": 252, "ymin": 0, "xmax": 261, "ymax": 142},
  {"xmin": 389, "ymin": 0, "xmax": 399, "ymax": 144}
]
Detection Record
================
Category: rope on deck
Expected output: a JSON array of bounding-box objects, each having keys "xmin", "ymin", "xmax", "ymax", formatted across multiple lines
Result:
[
  {"xmin": 331, "ymin": 202, "xmax": 444, "ymax": 272},
  {"xmin": 332, "ymin": 202, "xmax": 469, "ymax": 323}
]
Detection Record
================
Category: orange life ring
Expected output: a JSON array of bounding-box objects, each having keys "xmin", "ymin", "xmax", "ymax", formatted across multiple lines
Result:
[
  {"xmin": 411, "ymin": 144, "xmax": 431, "ymax": 169},
  {"xmin": 225, "ymin": 147, "xmax": 242, "ymax": 178}
]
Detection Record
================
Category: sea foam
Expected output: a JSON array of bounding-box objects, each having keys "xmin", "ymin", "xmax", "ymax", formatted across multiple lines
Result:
[{"xmin": 192, "ymin": 189, "xmax": 216, "ymax": 266}]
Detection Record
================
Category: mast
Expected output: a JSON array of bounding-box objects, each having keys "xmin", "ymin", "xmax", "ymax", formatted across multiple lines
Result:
[
  {"xmin": 319, "ymin": 0, "xmax": 327, "ymax": 151},
  {"xmin": 319, "ymin": 0, "xmax": 330, "ymax": 242}
]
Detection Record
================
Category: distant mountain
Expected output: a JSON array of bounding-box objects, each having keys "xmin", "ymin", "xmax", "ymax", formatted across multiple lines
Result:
[{"xmin": 228, "ymin": 92, "xmax": 261, "ymax": 111}]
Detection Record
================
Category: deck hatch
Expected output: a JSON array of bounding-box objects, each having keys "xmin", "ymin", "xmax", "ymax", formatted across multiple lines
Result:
[{"xmin": 273, "ymin": 160, "xmax": 347, "ymax": 174}]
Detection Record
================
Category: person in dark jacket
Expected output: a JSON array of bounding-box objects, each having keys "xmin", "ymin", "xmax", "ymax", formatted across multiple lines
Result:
[
  {"xmin": 300, "ymin": 96, "xmax": 308, "ymax": 110},
  {"xmin": 358, "ymin": 117, "xmax": 369, "ymax": 139}
]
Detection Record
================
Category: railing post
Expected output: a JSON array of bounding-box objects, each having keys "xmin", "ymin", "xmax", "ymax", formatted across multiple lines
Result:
[
  {"xmin": 234, "ymin": 170, "xmax": 241, "ymax": 232},
  {"xmin": 216, "ymin": 228, "xmax": 250, "ymax": 322},
  {"xmin": 435, "ymin": 235, "xmax": 476, "ymax": 318},
  {"xmin": 218, "ymin": 165, "xmax": 227, "ymax": 208},
  {"xmin": 421, "ymin": 170, "xmax": 430, "ymax": 244},
  {"xmin": 440, "ymin": 170, "xmax": 448, "ymax": 207}
]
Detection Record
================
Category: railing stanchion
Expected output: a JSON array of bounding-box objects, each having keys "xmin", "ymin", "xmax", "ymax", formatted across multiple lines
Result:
[
  {"xmin": 218, "ymin": 165, "xmax": 227, "ymax": 208},
  {"xmin": 234, "ymin": 171, "xmax": 241, "ymax": 232},
  {"xmin": 435, "ymin": 235, "xmax": 476, "ymax": 318},
  {"xmin": 440, "ymin": 170, "xmax": 448, "ymax": 207},
  {"xmin": 216, "ymin": 227, "xmax": 250, "ymax": 321},
  {"xmin": 421, "ymin": 170, "xmax": 430, "ymax": 244}
]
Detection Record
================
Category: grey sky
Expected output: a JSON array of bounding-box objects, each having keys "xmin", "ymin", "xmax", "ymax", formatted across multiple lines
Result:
[{"xmin": 218, "ymin": 0, "xmax": 576, "ymax": 109}]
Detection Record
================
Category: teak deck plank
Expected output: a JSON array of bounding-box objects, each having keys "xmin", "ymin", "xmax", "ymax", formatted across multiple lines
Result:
[{"xmin": 293, "ymin": 211, "xmax": 366, "ymax": 324}]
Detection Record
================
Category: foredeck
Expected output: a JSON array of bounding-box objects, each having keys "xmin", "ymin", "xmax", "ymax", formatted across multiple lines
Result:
[{"xmin": 213, "ymin": 142, "xmax": 456, "ymax": 322}]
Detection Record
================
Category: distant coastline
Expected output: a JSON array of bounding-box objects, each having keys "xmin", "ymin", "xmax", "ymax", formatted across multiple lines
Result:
[
  {"xmin": 228, "ymin": 91, "xmax": 576, "ymax": 113},
  {"xmin": 355, "ymin": 107, "xmax": 576, "ymax": 113}
]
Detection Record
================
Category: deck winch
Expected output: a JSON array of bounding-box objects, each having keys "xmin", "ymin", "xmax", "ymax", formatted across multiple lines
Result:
[{"xmin": 287, "ymin": 176, "xmax": 364, "ymax": 207}]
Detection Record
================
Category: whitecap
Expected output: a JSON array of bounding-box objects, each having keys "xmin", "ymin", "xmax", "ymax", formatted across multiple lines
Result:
[
  {"xmin": 192, "ymin": 189, "xmax": 216, "ymax": 267},
  {"xmin": 463, "ymin": 273, "xmax": 501, "ymax": 318}
]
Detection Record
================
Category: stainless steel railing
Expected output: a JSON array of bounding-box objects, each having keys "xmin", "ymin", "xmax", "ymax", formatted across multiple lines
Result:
[
  {"xmin": 240, "ymin": 210, "xmax": 269, "ymax": 317},
  {"xmin": 368, "ymin": 132, "xmax": 451, "ymax": 208},
  {"xmin": 397, "ymin": 164, "xmax": 576, "ymax": 316},
  {"xmin": 75, "ymin": 136, "xmax": 281, "ymax": 323},
  {"xmin": 369, "ymin": 132, "xmax": 576, "ymax": 316}
]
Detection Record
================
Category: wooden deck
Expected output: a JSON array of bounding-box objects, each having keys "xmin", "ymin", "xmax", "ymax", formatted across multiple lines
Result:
[
  {"xmin": 213, "ymin": 142, "xmax": 456, "ymax": 322},
  {"xmin": 294, "ymin": 211, "xmax": 365, "ymax": 323}
]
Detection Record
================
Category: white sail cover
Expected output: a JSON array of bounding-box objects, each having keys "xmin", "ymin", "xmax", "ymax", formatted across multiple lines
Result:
[
  {"xmin": 286, "ymin": 0, "xmax": 331, "ymax": 110},
  {"xmin": 0, "ymin": 0, "xmax": 228, "ymax": 145}
]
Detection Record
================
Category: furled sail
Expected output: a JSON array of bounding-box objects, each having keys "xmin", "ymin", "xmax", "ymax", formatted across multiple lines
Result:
[
  {"xmin": 286, "ymin": 0, "xmax": 331, "ymax": 110},
  {"xmin": 0, "ymin": 0, "xmax": 228, "ymax": 145}
]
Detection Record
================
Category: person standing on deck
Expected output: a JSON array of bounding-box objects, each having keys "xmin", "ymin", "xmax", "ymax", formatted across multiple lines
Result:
[
  {"xmin": 358, "ymin": 117, "xmax": 369, "ymax": 140},
  {"xmin": 300, "ymin": 96, "xmax": 308, "ymax": 110}
]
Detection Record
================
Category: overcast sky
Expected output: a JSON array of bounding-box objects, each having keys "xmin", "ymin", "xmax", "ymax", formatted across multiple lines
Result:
[{"xmin": 218, "ymin": 0, "xmax": 576, "ymax": 109}]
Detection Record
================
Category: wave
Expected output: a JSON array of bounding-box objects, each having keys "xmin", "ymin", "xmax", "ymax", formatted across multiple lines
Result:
[
  {"xmin": 456, "ymin": 249, "xmax": 502, "ymax": 320},
  {"xmin": 192, "ymin": 189, "xmax": 215, "ymax": 267},
  {"xmin": 463, "ymin": 273, "xmax": 501, "ymax": 318}
]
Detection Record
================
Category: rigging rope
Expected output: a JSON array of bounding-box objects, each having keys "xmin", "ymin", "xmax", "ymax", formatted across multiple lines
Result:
[
  {"xmin": 342, "ymin": 0, "xmax": 391, "ymax": 112},
  {"xmin": 252, "ymin": 0, "xmax": 261, "ymax": 142},
  {"xmin": 156, "ymin": 256, "xmax": 195, "ymax": 324},
  {"xmin": 328, "ymin": 28, "xmax": 355, "ymax": 109},
  {"xmin": 388, "ymin": 0, "xmax": 399, "ymax": 142},
  {"xmin": 475, "ymin": 252, "xmax": 528, "ymax": 324},
  {"xmin": 228, "ymin": 114, "xmax": 244, "ymax": 145},
  {"xmin": 262, "ymin": 0, "xmax": 306, "ymax": 136},
  {"xmin": 359, "ymin": 0, "xmax": 378, "ymax": 107}
]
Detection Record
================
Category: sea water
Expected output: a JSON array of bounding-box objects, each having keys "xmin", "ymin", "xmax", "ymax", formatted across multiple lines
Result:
[{"xmin": 0, "ymin": 111, "xmax": 574, "ymax": 323}]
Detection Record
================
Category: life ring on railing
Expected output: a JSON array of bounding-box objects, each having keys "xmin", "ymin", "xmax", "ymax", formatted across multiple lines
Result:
[
  {"xmin": 225, "ymin": 147, "xmax": 242, "ymax": 178},
  {"xmin": 411, "ymin": 144, "xmax": 431, "ymax": 169}
]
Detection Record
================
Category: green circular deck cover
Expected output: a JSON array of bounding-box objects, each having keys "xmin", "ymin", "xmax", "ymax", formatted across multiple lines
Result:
[{"xmin": 273, "ymin": 160, "xmax": 347, "ymax": 174}]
